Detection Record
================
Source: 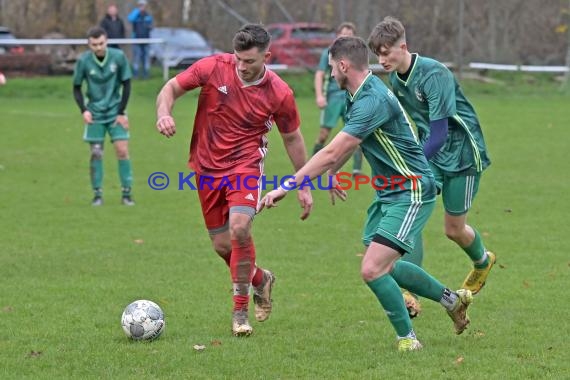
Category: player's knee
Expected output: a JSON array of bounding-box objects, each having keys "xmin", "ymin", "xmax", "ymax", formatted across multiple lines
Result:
[
  {"xmin": 90, "ymin": 144, "xmax": 103, "ymax": 160},
  {"xmin": 229, "ymin": 223, "xmax": 250, "ymax": 243},
  {"xmin": 115, "ymin": 144, "xmax": 129, "ymax": 159},
  {"xmin": 116, "ymin": 149, "xmax": 129, "ymax": 160},
  {"xmin": 213, "ymin": 243, "xmax": 231, "ymax": 257},
  {"xmin": 361, "ymin": 264, "xmax": 386, "ymax": 282}
]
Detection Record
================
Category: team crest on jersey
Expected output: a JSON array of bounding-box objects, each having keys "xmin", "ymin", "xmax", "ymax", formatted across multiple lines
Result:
[
  {"xmin": 414, "ymin": 87, "xmax": 425, "ymax": 102},
  {"xmin": 89, "ymin": 69, "xmax": 97, "ymax": 76},
  {"xmin": 109, "ymin": 63, "xmax": 117, "ymax": 73}
]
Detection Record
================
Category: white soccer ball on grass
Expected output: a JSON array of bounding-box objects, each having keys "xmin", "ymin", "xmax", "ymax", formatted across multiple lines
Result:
[{"xmin": 121, "ymin": 299, "xmax": 165, "ymax": 341}]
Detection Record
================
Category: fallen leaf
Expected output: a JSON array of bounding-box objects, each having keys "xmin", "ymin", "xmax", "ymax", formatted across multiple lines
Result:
[
  {"xmin": 193, "ymin": 344, "xmax": 206, "ymax": 351},
  {"xmin": 455, "ymin": 356, "xmax": 464, "ymax": 364},
  {"xmin": 2, "ymin": 306, "xmax": 13, "ymax": 313},
  {"xmin": 474, "ymin": 330, "xmax": 485, "ymax": 337},
  {"xmin": 355, "ymin": 253, "xmax": 364, "ymax": 257},
  {"xmin": 482, "ymin": 231, "xmax": 490, "ymax": 237},
  {"xmin": 211, "ymin": 340, "xmax": 222, "ymax": 346},
  {"xmin": 523, "ymin": 280, "xmax": 531, "ymax": 288},
  {"xmin": 27, "ymin": 351, "xmax": 42, "ymax": 358},
  {"xmin": 133, "ymin": 239, "xmax": 144, "ymax": 244}
]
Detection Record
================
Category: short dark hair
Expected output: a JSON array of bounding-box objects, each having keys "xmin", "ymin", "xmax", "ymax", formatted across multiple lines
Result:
[
  {"xmin": 367, "ymin": 16, "xmax": 406, "ymax": 55},
  {"xmin": 87, "ymin": 26, "xmax": 107, "ymax": 39},
  {"xmin": 232, "ymin": 24, "xmax": 270, "ymax": 52},
  {"xmin": 336, "ymin": 22, "xmax": 357, "ymax": 35},
  {"xmin": 329, "ymin": 36, "xmax": 369, "ymax": 70}
]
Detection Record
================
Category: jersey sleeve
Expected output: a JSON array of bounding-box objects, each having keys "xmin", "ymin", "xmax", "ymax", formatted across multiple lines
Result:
[
  {"xmin": 118, "ymin": 52, "xmax": 132, "ymax": 82},
  {"xmin": 274, "ymin": 88, "xmax": 301, "ymax": 134},
  {"xmin": 342, "ymin": 95, "xmax": 388, "ymax": 140},
  {"xmin": 72, "ymin": 57, "xmax": 85, "ymax": 86},
  {"xmin": 423, "ymin": 67, "xmax": 456, "ymax": 121},
  {"xmin": 317, "ymin": 48, "xmax": 329, "ymax": 71},
  {"xmin": 175, "ymin": 56, "xmax": 216, "ymax": 91}
]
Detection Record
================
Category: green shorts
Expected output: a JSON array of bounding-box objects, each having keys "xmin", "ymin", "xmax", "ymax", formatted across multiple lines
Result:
[
  {"xmin": 83, "ymin": 121, "xmax": 129, "ymax": 143},
  {"xmin": 320, "ymin": 97, "xmax": 346, "ymax": 128},
  {"xmin": 431, "ymin": 165, "xmax": 481, "ymax": 216},
  {"xmin": 362, "ymin": 197, "xmax": 435, "ymax": 254}
]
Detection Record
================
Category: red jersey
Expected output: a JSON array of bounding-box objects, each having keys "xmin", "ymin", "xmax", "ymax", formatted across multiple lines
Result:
[{"xmin": 176, "ymin": 53, "xmax": 301, "ymax": 176}]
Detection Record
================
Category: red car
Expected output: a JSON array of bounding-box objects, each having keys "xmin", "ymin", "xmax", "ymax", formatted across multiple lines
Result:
[
  {"xmin": 266, "ymin": 23, "xmax": 335, "ymax": 68},
  {"xmin": 0, "ymin": 26, "xmax": 24, "ymax": 54}
]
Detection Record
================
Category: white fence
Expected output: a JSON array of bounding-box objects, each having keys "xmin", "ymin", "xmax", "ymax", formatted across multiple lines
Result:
[
  {"xmin": 2, "ymin": 39, "xmax": 569, "ymax": 79},
  {"xmin": 1, "ymin": 38, "xmax": 173, "ymax": 80}
]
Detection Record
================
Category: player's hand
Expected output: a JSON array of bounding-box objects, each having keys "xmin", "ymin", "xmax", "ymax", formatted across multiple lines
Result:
[
  {"xmin": 256, "ymin": 188, "xmax": 288, "ymax": 214},
  {"xmin": 316, "ymin": 95, "xmax": 327, "ymax": 109},
  {"xmin": 82, "ymin": 110, "xmax": 93, "ymax": 124},
  {"xmin": 156, "ymin": 115, "xmax": 176, "ymax": 137},
  {"xmin": 296, "ymin": 187, "xmax": 313, "ymax": 220},
  {"xmin": 116, "ymin": 114, "xmax": 129, "ymax": 129},
  {"xmin": 329, "ymin": 175, "xmax": 347, "ymax": 205}
]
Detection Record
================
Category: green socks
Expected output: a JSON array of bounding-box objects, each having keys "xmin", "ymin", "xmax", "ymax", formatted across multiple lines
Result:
[
  {"xmin": 366, "ymin": 274, "xmax": 412, "ymax": 337},
  {"xmin": 118, "ymin": 159, "xmax": 133, "ymax": 195},
  {"xmin": 390, "ymin": 260, "xmax": 445, "ymax": 302},
  {"xmin": 464, "ymin": 229, "xmax": 488, "ymax": 268}
]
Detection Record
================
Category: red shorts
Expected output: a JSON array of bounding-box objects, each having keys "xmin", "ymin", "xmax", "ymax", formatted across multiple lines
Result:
[{"xmin": 196, "ymin": 173, "xmax": 261, "ymax": 231}]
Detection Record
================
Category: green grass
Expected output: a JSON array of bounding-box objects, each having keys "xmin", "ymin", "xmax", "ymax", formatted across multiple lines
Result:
[{"xmin": 0, "ymin": 73, "xmax": 569, "ymax": 379}]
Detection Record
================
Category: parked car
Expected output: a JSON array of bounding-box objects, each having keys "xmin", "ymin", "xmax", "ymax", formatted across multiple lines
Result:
[
  {"xmin": 266, "ymin": 23, "xmax": 335, "ymax": 68},
  {"xmin": 0, "ymin": 26, "xmax": 24, "ymax": 54},
  {"xmin": 149, "ymin": 27, "xmax": 221, "ymax": 69}
]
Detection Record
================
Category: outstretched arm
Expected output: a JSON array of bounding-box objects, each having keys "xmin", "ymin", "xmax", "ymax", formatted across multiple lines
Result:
[
  {"xmin": 258, "ymin": 131, "xmax": 361, "ymax": 213},
  {"xmin": 155, "ymin": 77, "xmax": 187, "ymax": 138}
]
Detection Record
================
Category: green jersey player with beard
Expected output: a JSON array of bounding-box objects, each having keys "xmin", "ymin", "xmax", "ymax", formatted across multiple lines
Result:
[
  {"xmin": 258, "ymin": 36, "xmax": 474, "ymax": 352},
  {"xmin": 73, "ymin": 26, "xmax": 134, "ymax": 206}
]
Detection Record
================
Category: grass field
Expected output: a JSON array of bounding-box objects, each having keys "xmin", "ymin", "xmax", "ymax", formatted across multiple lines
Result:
[{"xmin": 1, "ymin": 71, "xmax": 569, "ymax": 379}]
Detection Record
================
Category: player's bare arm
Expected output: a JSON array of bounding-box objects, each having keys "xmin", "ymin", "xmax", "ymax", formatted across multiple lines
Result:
[
  {"xmin": 280, "ymin": 129, "xmax": 314, "ymax": 220},
  {"xmin": 258, "ymin": 131, "xmax": 360, "ymax": 212},
  {"xmin": 155, "ymin": 78, "xmax": 187, "ymax": 138}
]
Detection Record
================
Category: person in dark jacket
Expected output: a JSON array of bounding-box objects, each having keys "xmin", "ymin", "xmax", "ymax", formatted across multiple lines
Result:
[
  {"xmin": 128, "ymin": 0, "xmax": 153, "ymax": 78},
  {"xmin": 99, "ymin": 4, "xmax": 126, "ymax": 49}
]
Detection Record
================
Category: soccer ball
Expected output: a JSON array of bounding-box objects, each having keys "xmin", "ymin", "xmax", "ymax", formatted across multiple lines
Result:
[{"xmin": 121, "ymin": 300, "xmax": 165, "ymax": 341}]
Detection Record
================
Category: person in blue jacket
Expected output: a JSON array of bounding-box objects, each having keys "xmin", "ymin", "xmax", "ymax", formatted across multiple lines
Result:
[{"xmin": 128, "ymin": 0, "xmax": 153, "ymax": 78}]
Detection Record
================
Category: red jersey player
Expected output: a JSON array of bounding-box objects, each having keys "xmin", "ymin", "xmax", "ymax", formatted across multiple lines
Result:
[{"xmin": 156, "ymin": 24, "xmax": 313, "ymax": 336}]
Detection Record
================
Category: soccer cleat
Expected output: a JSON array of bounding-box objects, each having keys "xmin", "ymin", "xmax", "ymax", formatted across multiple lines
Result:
[
  {"xmin": 403, "ymin": 291, "xmax": 422, "ymax": 319},
  {"xmin": 253, "ymin": 269, "xmax": 275, "ymax": 322},
  {"xmin": 462, "ymin": 251, "xmax": 496, "ymax": 294},
  {"xmin": 121, "ymin": 196, "xmax": 135, "ymax": 206},
  {"xmin": 92, "ymin": 196, "xmax": 103, "ymax": 206},
  {"xmin": 232, "ymin": 310, "xmax": 253, "ymax": 337},
  {"xmin": 446, "ymin": 289, "xmax": 473, "ymax": 335},
  {"xmin": 397, "ymin": 337, "xmax": 423, "ymax": 352}
]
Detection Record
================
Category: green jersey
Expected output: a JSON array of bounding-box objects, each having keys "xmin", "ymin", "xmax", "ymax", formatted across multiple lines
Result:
[
  {"xmin": 73, "ymin": 48, "xmax": 131, "ymax": 123},
  {"xmin": 389, "ymin": 54, "xmax": 491, "ymax": 175},
  {"xmin": 317, "ymin": 48, "xmax": 345, "ymax": 101},
  {"xmin": 342, "ymin": 72, "xmax": 436, "ymax": 203}
]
